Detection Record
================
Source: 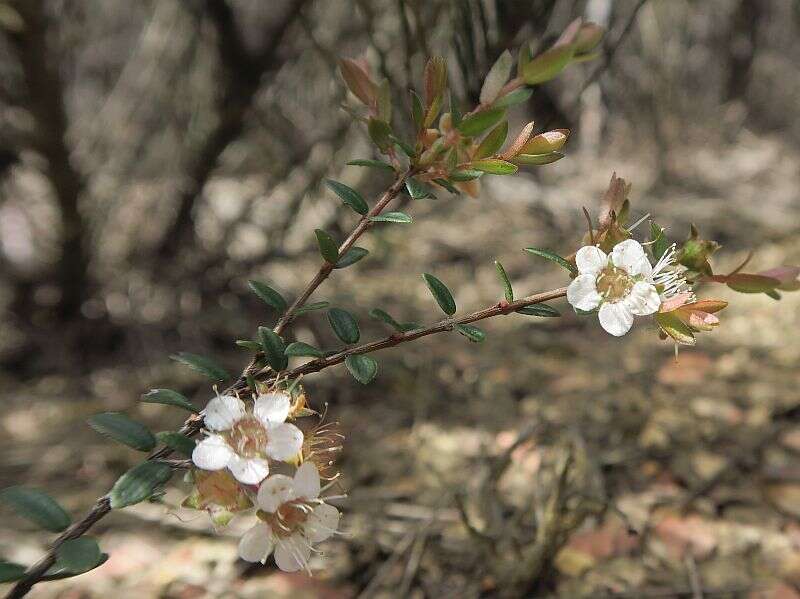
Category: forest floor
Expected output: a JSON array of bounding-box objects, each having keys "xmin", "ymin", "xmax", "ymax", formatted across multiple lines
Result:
[{"xmin": 2, "ymin": 132, "xmax": 800, "ymax": 598}]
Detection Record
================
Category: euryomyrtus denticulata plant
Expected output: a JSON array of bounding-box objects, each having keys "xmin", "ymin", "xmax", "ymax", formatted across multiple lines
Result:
[{"xmin": 2, "ymin": 18, "xmax": 797, "ymax": 597}]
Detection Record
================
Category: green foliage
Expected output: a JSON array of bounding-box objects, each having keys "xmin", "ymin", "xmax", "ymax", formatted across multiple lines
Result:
[
  {"xmin": 369, "ymin": 308, "xmax": 418, "ymax": 333},
  {"xmin": 140, "ymin": 389, "xmax": 197, "ymax": 413},
  {"xmin": 335, "ymin": 247, "xmax": 369, "ymax": 269},
  {"xmin": 422, "ymin": 273, "xmax": 456, "ymax": 315},
  {"xmin": 155, "ymin": 431, "xmax": 196, "ymax": 457},
  {"xmin": 344, "ymin": 354, "xmax": 378, "ymax": 384},
  {"xmin": 258, "ymin": 327, "xmax": 288, "ymax": 371},
  {"xmin": 475, "ymin": 121, "xmax": 508, "ymax": 159},
  {"xmin": 370, "ymin": 211, "xmax": 412, "ymax": 223},
  {"xmin": 516, "ymin": 304, "xmax": 561, "ymax": 317},
  {"xmin": 455, "ymin": 323, "xmax": 485, "ymax": 342},
  {"xmin": 406, "ymin": 178, "xmax": 436, "ymax": 200},
  {"xmin": 315, "ymin": 229, "xmax": 340, "ymax": 263},
  {"xmin": 471, "ymin": 159, "xmax": 517, "ymax": 175},
  {"xmin": 247, "ymin": 280, "xmax": 288, "ymax": 311},
  {"xmin": 0, "ymin": 562, "xmax": 26, "ymax": 583},
  {"xmin": 524, "ymin": 247, "xmax": 578, "ymax": 274},
  {"xmin": 494, "ymin": 260, "xmax": 514, "ymax": 301},
  {"xmin": 87, "ymin": 413, "xmax": 156, "ymax": 452},
  {"xmin": 0, "ymin": 487, "xmax": 71, "ymax": 532},
  {"xmin": 285, "ymin": 342, "xmax": 324, "ymax": 358},
  {"xmin": 110, "ymin": 461, "xmax": 174, "ymax": 509},
  {"xmin": 328, "ymin": 308, "xmax": 360, "ymax": 344},
  {"xmin": 326, "ymin": 179, "xmax": 368, "ymax": 215},
  {"xmin": 55, "ymin": 538, "xmax": 103, "ymax": 574},
  {"xmin": 457, "ymin": 108, "xmax": 506, "ymax": 137},
  {"xmin": 170, "ymin": 352, "xmax": 229, "ymax": 381},
  {"xmin": 295, "ymin": 300, "xmax": 331, "ymax": 314},
  {"xmin": 347, "ymin": 159, "xmax": 395, "ymax": 172}
]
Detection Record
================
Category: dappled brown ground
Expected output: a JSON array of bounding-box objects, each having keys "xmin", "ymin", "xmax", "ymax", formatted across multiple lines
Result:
[{"xmin": 2, "ymin": 133, "xmax": 800, "ymax": 598}]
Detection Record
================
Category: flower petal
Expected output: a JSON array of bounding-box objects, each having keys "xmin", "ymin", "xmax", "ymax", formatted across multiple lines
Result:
[
  {"xmin": 274, "ymin": 535, "xmax": 312, "ymax": 573},
  {"xmin": 254, "ymin": 392, "xmax": 291, "ymax": 426},
  {"xmin": 238, "ymin": 523, "xmax": 274, "ymax": 563},
  {"xmin": 567, "ymin": 274, "xmax": 602, "ymax": 311},
  {"xmin": 627, "ymin": 281, "xmax": 661, "ymax": 316},
  {"xmin": 265, "ymin": 422, "xmax": 304, "ymax": 462},
  {"xmin": 305, "ymin": 503, "xmax": 340, "ymax": 543},
  {"xmin": 256, "ymin": 474, "xmax": 296, "ymax": 513},
  {"xmin": 203, "ymin": 395, "xmax": 246, "ymax": 431},
  {"xmin": 293, "ymin": 462, "xmax": 321, "ymax": 500},
  {"xmin": 227, "ymin": 455, "xmax": 270, "ymax": 485},
  {"xmin": 192, "ymin": 434, "xmax": 234, "ymax": 471},
  {"xmin": 575, "ymin": 245, "xmax": 607, "ymax": 276},
  {"xmin": 611, "ymin": 239, "xmax": 652, "ymax": 278},
  {"xmin": 598, "ymin": 302, "xmax": 634, "ymax": 336}
]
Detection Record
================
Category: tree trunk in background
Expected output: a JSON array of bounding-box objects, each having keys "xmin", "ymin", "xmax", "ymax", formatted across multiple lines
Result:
[
  {"xmin": 726, "ymin": 0, "xmax": 762, "ymax": 101},
  {"xmin": 8, "ymin": 0, "xmax": 92, "ymax": 322}
]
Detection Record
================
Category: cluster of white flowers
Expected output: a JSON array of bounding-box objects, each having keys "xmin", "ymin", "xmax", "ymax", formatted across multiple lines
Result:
[
  {"xmin": 191, "ymin": 391, "xmax": 341, "ymax": 572},
  {"xmin": 567, "ymin": 239, "xmax": 690, "ymax": 336}
]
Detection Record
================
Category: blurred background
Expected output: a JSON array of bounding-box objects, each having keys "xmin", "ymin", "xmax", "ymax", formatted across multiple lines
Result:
[{"xmin": 1, "ymin": 0, "xmax": 799, "ymax": 597}]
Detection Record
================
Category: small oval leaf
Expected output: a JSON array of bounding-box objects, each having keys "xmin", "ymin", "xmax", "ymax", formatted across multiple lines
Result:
[
  {"xmin": 347, "ymin": 159, "xmax": 395, "ymax": 172},
  {"xmin": 455, "ymin": 323, "xmax": 485, "ymax": 342},
  {"xmin": 170, "ymin": 352, "xmax": 229, "ymax": 381},
  {"xmin": 516, "ymin": 304, "xmax": 561, "ymax": 317},
  {"xmin": 87, "ymin": 413, "xmax": 156, "ymax": 452},
  {"xmin": 285, "ymin": 342, "xmax": 324, "ymax": 358},
  {"xmin": 295, "ymin": 301, "xmax": 331, "ymax": 315},
  {"xmin": 0, "ymin": 487, "xmax": 71, "ymax": 532},
  {"xmin": 247, "ymin": 280, "xmax": 287, "ymax": 311},
  {"xmin": 422, "ymin": 273, "xmax": 457, "ymax": 315},
  {"xmin": 335, "ymin": 247, "xmax": 369, "ymax": 269},
  {"xmin": 314, "ymin": 229, "xmax": 340, "ymax": 263},
  {"xmin": 140, "ymin": 389, "xmax": 198, "ymax": 413},
  {"xmin": 345, "ymin": 354, "xmax": 378, "ymax": 384},
  {"xmin": 325, "ymin": 179, "xmax": 369, "ymax": 215},
  {"xmin": 475, "ymin": 121, "xmax": 508, "ymax": 159},
  {"xmin": 370, "ymin": 212, "xmax": 412, "ymax": 223},
  {"xmin": 109, "ymin": 461, "xmax": 174, "ymax": 509},
  {"xmin": 56, "ymin": 537, "xmax": 103, "ymax": 574},
  {"xmin": 0, "ymin": 562, "xmax": 26, "ymax": 583},
  {"xmin": 457, "ymin": 108, "xmax": 506, "ymax": 137},
  {"xmin": 494, "ymin": 261, "xmax": 514, "ymax": 301},
  {"xmin": 155, "ymin": 431, "xmax": 196, "ymax": 457},
  {"xmin": 258, "ymin": 326, "xmax": 288, "ymax": 371},
  {"xmin": 406, "ymin": 178, "xmax": 436, "ymax": 200},
  {"xmin": 471, "ymin": 159, "xmax": 518, "ymax": 175},
  {"xmin": 328, "ymin": 308, "xmax": 360, "ymax": 344}
]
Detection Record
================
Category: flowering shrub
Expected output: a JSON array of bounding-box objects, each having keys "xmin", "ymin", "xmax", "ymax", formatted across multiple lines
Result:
[{"xmin": 1, "ymin": 17, "xmax": 798, "ymax": 597}]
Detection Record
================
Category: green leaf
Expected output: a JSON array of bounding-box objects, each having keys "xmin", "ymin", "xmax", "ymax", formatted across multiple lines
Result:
[
  {"xmin": 470, "ymin": 159, "xmax": 518, "ymax": 175},
  {"xmin": 110, "ymin": 461, "xmax": 174, "ymax": 509},
  {"xmin": 369, "ymin": 308, "xmax": 406, "ymax": 332},
  {"xmin": 368, "ymin": 118, "xmax": 393, "ymax": 152},
  {"xmin": 449, "ymin": 169, "xmax": 484, "ymax": 182},
  {"xmin": 480, "ymin": 50, "xmax": 513, "ymax": 104},
  {"xmin": 655, "ymin": 311, "xmax": 696, "ymax": 346},
  {"xmin": 514, "ymin": 152, "xmax": 564, "ymax": 165},
  {"xmin": 344, "ymin": 354, "xmax": 378, "ymax": 384},
  {"xmin": 370, "ymin": 211, "xmax": 412, "ymax": 223},
  {"xmin": 0, "ymin": 562, "xmax": 26, "ymax": 583},
  {"xmin": 524, "ymin": 247, "xmax": 577, "ymax": 274},
  {"xmin": 328, "ymin": 308, "xmax": 360, "ymax": 344},
  {"xmin": 235, "ymin": 339, "xmax": 261, "ymax": 351},
  {"xmin": 314, "ymin": 229, "xmax": 340, "ymax": 263},
  {"xmin": 475, "ymin": 121, "xmax": 508, "ymax": 159},
  {"xmin": 392, "ymin": 136, "xmax": 416, "ymax": 158},
  {"xmin": 55, "ymin": 537, "xmax": 103, "ymax": 574},
  {"xmin": 450, "ymin": 91, "xmax": 462, "ymax": 126},
  {"xmin": 335, "ymin": 247, "xmax": 369, "ymax": 269},
  {"xmin": 140, "ymin": 389, "xmax": 198, "ymax": 413},
  {"xmin": 295, "ymin": 301, "xmax": 331, "ymax": 315},
  {"xmin": 285, "ymin": 342, "xmax": 324, "ymax": 358},
  {"xmin": 0, "ymin": 487, "xmax": 71, "ymax": 532},
  {"xmin": 41, "ymin": 554, "xmax": 109, "ymax": 581},
  {"xmin": 433, "ymin": 178, "xmax": 461, "ymax": 194},
  {"xmin": 494, "ymin": 261, "xmax": 514, "ymax": 301},
  {"xmin": 493, "ymin": 87, "xmax": 533, "ymax": 109},
  {"xmin": 649, "ymin": 222, "xmax": 670, "ymax": 261},
  {"xmin": 406, "ymin": 177, "xmax": 437, "ymax": 200},
  {"xmin": 258, "ymin": 326, "xmax": 288, "ymax": 371},
  {"xmin": 247, "ymin": 280, "xmax": 287, "ymax": 311},
  {"xmin": 155, "ymin": 431, "xmax": 196, "ymax": 457},
  {"xmin": 410, "ymin": 90, "xmax": 424, "ymax": 130},
  {"xmin": 422, "ymin": 273, "xmax": 456, "ymax": 315},
  {"xmin": 170, "ymin": 352, "xmax": 229, "ymax": 381},
  {"xmin": 457, "ymin": 108, "xmax": 506, "ymax": 137},
  {"xmin": 87, "ymin": 413, "xmax": 156, "ymax": 452},
  {"xmin": 325, "ymin": 179, "xmax": 368, "ymax": 215},
  {"xmin": 347, "ymin": 159, "xmax": 395, "ymax": 172},
  {"xmin": 724, "ymin": 274, "xmax": 781, "ymax": 294},
  {"xmin": 522, "ymin": 45, "xmax": 575, "ymax": 85},
  {"xmin": 516, "ymin": 304, "xmax": 560, "ymax": 317},
  {"xmin": 455, "ymin": 323, "xmax": 485, "ymax": 342}
]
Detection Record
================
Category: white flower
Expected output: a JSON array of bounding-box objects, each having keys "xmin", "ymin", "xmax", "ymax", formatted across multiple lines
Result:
[
  {"xmin": 567, "ymin": 239, "xmax": 671, "ymax": 336},
  {"xmin": 192, "ymin": 393, "xmax": 303, "ymax": 485},
  {"xmin": 238, "ymin": 462, "xmax": 341, "ymax": 572}
]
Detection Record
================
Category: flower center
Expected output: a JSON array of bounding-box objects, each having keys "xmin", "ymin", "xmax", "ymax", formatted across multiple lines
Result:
[
  {"xmin": 225, "ymin": 417, "xmax": 268, "ymax": 458},
  {"xmin": 596, "ymin": 265, "xmax": 634, "ymax": 302},
  {"xmin": 258, "ymin": 500, "xmax": 312, "ymax": 538}
]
